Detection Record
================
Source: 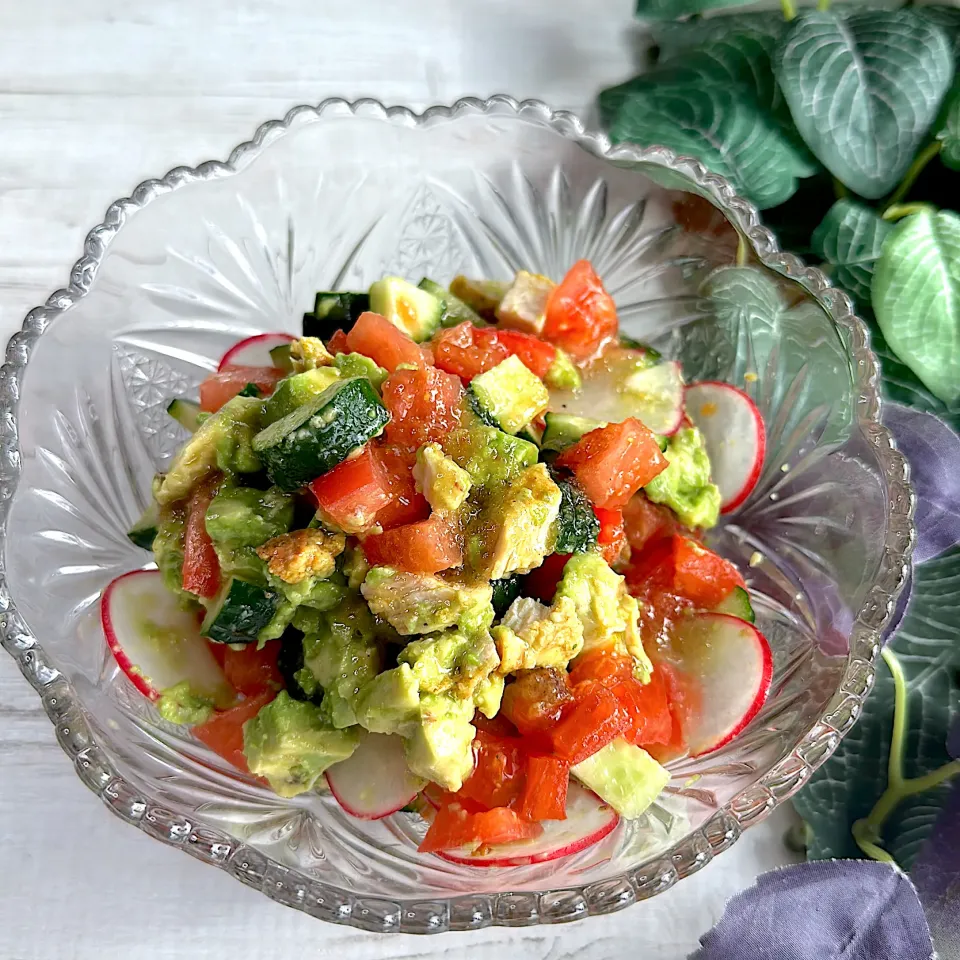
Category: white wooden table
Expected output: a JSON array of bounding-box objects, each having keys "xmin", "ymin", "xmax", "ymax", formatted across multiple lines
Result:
[{"xmin": 0, "ymin": 2, "xmax": 801, "ymax": 956}]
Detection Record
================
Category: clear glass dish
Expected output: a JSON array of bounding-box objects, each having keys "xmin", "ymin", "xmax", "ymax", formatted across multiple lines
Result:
[{"xmin": 0, "ymin": 97, "xmax": 913, "ymax": 933}]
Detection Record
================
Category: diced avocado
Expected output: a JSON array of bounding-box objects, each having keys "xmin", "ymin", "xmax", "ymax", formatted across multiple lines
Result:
[
  {"xmin": 442, "ymin": 424, "xmax": 538, "ymax": 489},
  {"xmin": 153, "ymin": 513, "xmax": 191, "ymax": 603},
  {"xmin": 469, "ymin": 355, "xmax": 549, "ymax": 435},
  {"xmin": 469, "ymin": 464, "xmax": 562, "ymax": 580},
  {"xmin": 262, "ymin": 367, "xmax": 342, "ymax": 426},
  {"xmin": 495, "ymin": 270, "xmax": 555, "ymax": 335},
  {"xmin": 571, "ymin": 738, "xmax": 670, "ymax": 819},
  {"xmin": 368, "ymin": 276, "xmax": 443, "ymax": 342},
  {"xmin": 156, "ymin": 680, "xmax": 216, "ymax": 725},
  {"xmin": 413, "ymin": 442, "xmax": 472, "ymax": 513},
  {"xmin": 302, "ymin": 291, "xmax": 370, "ymax": 340},
  {"xmin": 253, "ymin": 378, "xmax": 390, "ymax": 492},
  {"xmin": 418, "ymin": 278, "xmax": 485, "ymax": 327},
  {"xmin": 167, "ymin": 398, "xmax": 204, "ymax": 433},
  {"xmin": 128, "ymin": 501, "xmax": 160, "ymax": 550},
  {"xmin": 289, "ymin": 336, "xmax": 334, "ymax": 372},
  {"xmin": 269, "ymin": 343, "xmax": 293, "ymax": 372},
  {"xmin": 544, "ymin": 349, "xmax": 582, "ymax": 391},
  {"xmin": 556, "ymin": 553, "xmax": 652, "ymax": 679},
  {"xmin": 403, "ymin": 693, "xmax": 476, "ymax": 792},
  {"xmin": 342, "ymin": 541, "xmax": 370, "ymax": 591},
  {"xmin": 353, "ymin": 663, "xmax": 422, "ymax": 737},
  {"xmin": 541, "ymin": 413, "xmax": 605, "ymax": 453},
  {"xmin": 554, "ymin": 478, "xmax": 601, "ymax": 554},
  {"xmin": 204, "ymin": 486, "xmax": 294, "ymax": 548},
  {"xmin": 449, "ymin": 276, "xmax": 508, "ymax": 320},
  {"xmin": 474, "ymin": 673, "xmax": 505, "ymax": 719},
  {"xmin": 398, "ymin": 628, "xmax": 499, "ymax": 701},
  {"xmin": 644, "ymin": 427, "xmax": 721, "ymax": 530},
  {"xmin": 157, "ymin": 396, "xmax": 263, "ymax": 506},
  {"xmin": 201, "ymin": 577, "xmax": 282, "ymax": 645},
  {"xmin": 242, "ymin": 691, "xmax": 360, "ymax": 797},
  {"xmin": 333, "ymin": 352, "xmax": 387, "ymax": 391},
  {"xmin": 361, "ymin": 567, "xmax": 494, "ymax": 636},
  {"xmin": 491, "ymin": 576, "xmax": 522, "ymax": 618},
  {"xmin": 276, "ymin": 629, "xmax": 324, "ymax": 704},
  {"xmin": 713, "ymin": 585, "xmax": 755, "ymax": 623},
  {"xmin": 492, "ymin": 594, "xmax": 584, "ymax": 674}
]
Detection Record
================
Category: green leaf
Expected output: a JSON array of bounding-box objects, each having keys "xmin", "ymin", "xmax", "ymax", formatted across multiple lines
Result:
[
  {"xmin": 916, "ymin": 5, "xmax": 960, "ymax": 64},
  {"xmin": 935, "ymin": 82, "xmax": 960, "ymax": 171},
  {"xmin": 599, "ymin": 45, "xmax": 818, "ymax": 210},
  {"xmin": 653, "ymin": 12, "xmax": 786, "ymax": 61},
  {"xmin": 636, "ymin": 0, "xmax": 755, "ymax": 20},
  {"xmin": 775, "ymin": 10, "xmax": 955, "ymax": 199},
  {"xmin": 873, "ymin": 209, "xmax": 960, "ymax": 404},
  {"xmin": 794, "ymin": 547, "xmax": 960, "ymax": 866},
  {"xmin": 811, "ymin": 200, "xmax": 893, "ymax": 309}
]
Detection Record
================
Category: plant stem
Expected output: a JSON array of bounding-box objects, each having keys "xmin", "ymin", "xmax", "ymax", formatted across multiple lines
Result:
[
  {"xmin": 736, "ymin": 235, "xmax": 749, "ymax": 267},
  {"xmin": 832, "ymin": 178, "xmax": 848, "ymax": 200},
  {"xmin": 882, "ymin": 202, "xmax": 936, "ymax": 222},
  {"xmin": 884, "ymin": 142, "xmax": 941, "ymax": 209},
  {"xmin": 780, "ymin": 0, "xmax": 797, "ymax": 20}
]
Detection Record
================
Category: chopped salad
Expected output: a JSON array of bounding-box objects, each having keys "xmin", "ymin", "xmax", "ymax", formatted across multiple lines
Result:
[{"xmin": 106, "ymin": 261, "xmax": 772, "ymax": 865}]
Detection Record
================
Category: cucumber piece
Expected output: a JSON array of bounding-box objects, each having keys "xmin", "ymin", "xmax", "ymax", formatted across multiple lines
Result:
[
  {"xmin": 167, "ymin": 398, "xmax": 204, "ymax": 433},
  {"xmin": 302, "ymin": 292, "xmax": 370, "ymax": 341},
  {"xmin": 554, "ymin": 479, "xmax": 600, "ymax": 554},
  {"xmin": 277, "ymin": 628, "xmax": 324, "ymax": 704},
  {"xmin": 449, "ymin": 276, "xmax": 508, "ymax": 320},
  {"xmin": 269, "ymin": 343, "xmax": 294, "ymax": 372},
  {"xmin": 540, "ymin": 413, "xmax": 605, "ymax": 453},
  {"xmin": 127, "ymin": 502, "xmax": 160, "ymax": 550},
  {"xmin": 253, "ymin": 377, "xmax": 390, "ymax": 492},
  {"xmin": 262, "ymin": 367, "xmax": 341, "ymax": 426},
  {"xmin": 418, "ymin": 278, "xmax": 484, "ymax": 328},
  {"xmin": 201, "ymin": 577, "xmax": 282, "ymax": 645},
  {"xmin": 368, "ymin": 276, "xmax": 443, "ymax": 342},
  {"xmin": 332, "ymin": 352, "xmax": 387, "ymax": 391},
  {"xmin": 491, "ymin": 576, "xmax": 522, "ymax": 618},
  {"xmin": 517, "ymin": 421, "xmax": 543, "ymax": 447},
  {"xmin": 469, "ymin": 355, "xmax": 549, "ymax": 435},
  {"xmin": 238, "ymin": 382, "xmax": 262, "ymax": 398},
  {"xmin": 619, "ymin": 336, "xmax": 662, "ymax": 362},
  {"xmin": 713, "ymin": 586, "xmax": 755, "ymax": 623},
  {"xmin": 466, "ymin": 389, "xmax": 499, "ymax": 429}
]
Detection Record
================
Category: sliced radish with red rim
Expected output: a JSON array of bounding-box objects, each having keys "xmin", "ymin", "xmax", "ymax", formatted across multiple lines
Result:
[
  {"xmin": 685, "ymin": 381, "xmax": 765, "ymax": 513},
  {"xmin": 218, "ymin": 333, "xmax": 295, "ymax": 372}
]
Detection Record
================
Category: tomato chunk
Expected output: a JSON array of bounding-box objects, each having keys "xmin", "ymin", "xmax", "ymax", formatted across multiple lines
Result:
[
  {"xmin": 567, "ymin": 649, "xmax": 633, "ymax": 691},
  {"xmin": 182, "ymin": 480, "xmax": 221, "ymax": 599},
  {"xmin": 372, "ymin": 447, "xmax": 431, "ymax": 531},
  {"xmin": 645, "ymin": 661, "xmax": 697, "ymax": 763},
  {"xmin": 432, "ymin": 322, "xmax": 509, "ymax": 382},
  {"xmin": 309, "ymin": 444, "xmax": 392, "ymax": 532},
  {"xmin": 612, "ymin": 671, "xmax": 673, "ymax": 748},
  {"xmin": 522, "ymin": 552, "xmax": 570, "ymax": 603},
  {"xmin": 518, "ymin": 756, "xmax": 569, "ymax": 821},
  {"xmin": 361, "ymin": 513, "xmax": 462, "ymax": 573},
  {"xmin": 595, "ymin": 506, "xmax": 627, "ymax": 565},
  {"xmin": 501, "ymin": 667, "xmax": 574, "ymax": 736},
  {"xmin": 381, "ymin": 365, "xmax": 464, "ymax": 450},
  {"xmin": 193, "ymin": 690, "xmax": 275, "ymax": 773},
  {"xmin": 457, "ymin": 732, "xmax": 526, "ymax": 810},
  {"xmin": 326, "ymin": 329, "xmax": 350, "ymax": 355},
  {"xmin": 494, "ymin": 329, "xmax": 557, "ymax": 379},
  {"xmin": 419, "ymin": 801, "xmax": 542, "ymax": 853},
  {"xmin": 550, "ymin": 686, "xmax": 628, "ymax": 764},
  {"xmin": 556, "ymin": 419, "xmax": 667, "ymax": 509},
  {"xmin": 346, "ymin": 311, "xmax": 425, "ymax": 371},
  {"xmin": 543, "ymin": 260, "xmax": 619, "ymax": 360},
  {"xmin": 622, "ymin": 493, "xmax": 683, "ymax": 552},
  {"xmin": 221, "ymin": 640, "xmax": 284, "ymax": 697},
  {"xmin": 199, "ymin": 365, "xmax": 285, "ymax": 412}
]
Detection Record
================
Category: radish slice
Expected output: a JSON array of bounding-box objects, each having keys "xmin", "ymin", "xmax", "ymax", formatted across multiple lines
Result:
[
  {"xmin": 101, "ymin": 569, "xmax": 233, "ymax": 705},
  {"xmin": 685, "ymin": 381, "xmax": 765, "ymax": 513},
  {"xmin": 217, "ymin": 333, "xmax": 295, "ymax": 372},
  {"xmin": 326, "ymin": 732, "xmax": 424, "ymax": 820},
  {"xmin": 671, "ymin": 612, "xmax": 772, "ymax": 757},
  {"xmin": 435, "ymin": 784, "xmax": 619, "ymax": 867},
  {"xmin": 621, "ymin": 360, "xmax": 686, "ymax": 435}
]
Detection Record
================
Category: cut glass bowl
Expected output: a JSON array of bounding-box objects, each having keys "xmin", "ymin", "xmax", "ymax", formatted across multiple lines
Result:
[{"xmin": 0, "ymin": 97, "xmax": 913, "ymax": 933}]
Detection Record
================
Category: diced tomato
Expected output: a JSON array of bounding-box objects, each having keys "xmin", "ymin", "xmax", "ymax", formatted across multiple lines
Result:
[
  {"xmin": 199, "ymin": 365, "xmax": 285, "ymax": 412},
  {"xmin": 206, "ymin": 639, "xmax": 228, "ymax": 669},
  {"xmin": 645, "ymin": 661, "xmax": 697, "ymax": 763},
  {"xmin": 543, "ymin": 260, "xmax": 619, "ymax": 360},
  {"xmin": 346, "ymin": 311, "xmax": 425, "ymax": 371},
  {"xmin": 612, "ymin": 671, "xmax": 673, "ymax": 748},
  {"xmin": 550, "ymin": 685, "xmax": 628, "ymax": 765},
  {"xmin": 361, "ymin": 513, "xmax": 462, "ymax": 573},
  {"xmin": 624, "ymin": 535, "xmax": 675, "ymax": 594},
  {"xmin": 568, "ymin": 648, "xmax": 633, "ymax": 690},
  {"xmin": 432, "ymin": 322, "xmax": 510, "ymax": 382},
  {"xmin": 221, "ymin": 640, "xmax": 284, "ymax": 697},
  {"xmin": 622, "ymin": 494, "xmax": 683, "ymax": 553},
  {"xmin": 193, "ymin": 690, "xmax": 275, "ymax": 773},
  {"xmin": 522, "ymin": 552, "xmax": 570, "ymax": 603},
  {"xmin": 595, "ymin": 506, "xmax": 627, "ymax": 565},
  {"xmin": 419, "ymin": 801, "xmax": 542, "ymax": 853},
  {"xmin": 381, "ymin": 364, "xmax": 464, "ymax": 450},
  {"xmin": 182, "ymin": 481, "xmax": 221, "ymax": 599},
  {"xmin": 473, "ymin": 712, "xmax": 520, "ymax": 739},
  {"xmin": 372, "ymin": 447, "xmax": 431, "ymax": 530},
  {"xmin": 309, "ymin": 444, "xmax": 393, "ymax": 532},
  {"xmin": 326, "ymin": 329, "xmax": 350, "ymax": 355},
  {"xmin": 457, "ymin": 732, "xmax": 526, "ymax": 810},
  {"xmin": 556, "ymin": 419, "xmax": 667, "ymax": 509},
  {"xmin": 494, "ymin": 329, "xmax": 557, "ymax": 379},
  {"xmin": 501, "ymin": 667, "xmax": 574, "ymax": 736},
  {"xmin": 518, "ymin": 756, "xmax": 569, "ymax": 821}
]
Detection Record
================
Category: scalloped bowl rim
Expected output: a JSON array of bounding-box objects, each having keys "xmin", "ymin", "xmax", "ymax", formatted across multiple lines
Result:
[{"xmin": 0, "ymin": 96, "xmax": 915, "ymax": 933}]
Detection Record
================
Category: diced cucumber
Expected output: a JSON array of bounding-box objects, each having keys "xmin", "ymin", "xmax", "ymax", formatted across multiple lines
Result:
[
  {"xmin": 572, "ymin": 738, "xmax": 669, "ymax": 819},
  {"xmin": 302, "ymin": 292, "xmax": 370, "ymax": 340},
  {"xmin": 554, "ymin": 479, "xmax": 600, "ymax": 554},
  {"xmin": 713, "ymin": 586, "xmax": 755, "ymax": 623},
  {"xmin": 540, "ymin": 413, "xmax": 605, "ymax": 453},
  {"xmin": 466, "ymin": 390, "xmax": 499, "ymax": 429},
  {"xmin": 253, "ymin": 377, "xmax": 390, "ymax": 492},
  {"xmin": 167, "ymin": 398, "xmax": 204, "ymax": 433},
  {"xmin": 201, "ymin": 577, "xmax": 282, "ymax": 645},
  {"xmin": 449, "ymin": 276, "xmax": 508, "ymax": 319},
  {"xmin": 368, "ymin": 277, "xmax": 443, "ymax": 342},
  {"xmin": 491, "ymin": 576, "xmax": 522, "ymax": 618},
  {"xmin": 127, "ymin": 502, "xmax": 160, "ymax": 550},
  {"xmin": 262, "ymin": 367, "xmax": 341, "ymax": 426},
  {"xmin": 620, "ymin": 336, "xmax": 662, "ymax": 362},
  {"xmin": 269, "ymin": 343, "xmax": 294, "ymax": 372},
  {"xmin": 238, "ymin": 382, "xmax": 262, "ymax": 398},
  {"xmin": 517, "ymin": 421, "xmax": 543, "ymax": 447},
  {"xmin": 418, "ymin": 278, "xmax": 484, "ymax": 328},
  {"xmin": 277, "ymin": 628, "xmax": 324, "ymax": 704},
  {"xmin": 469, "ymin": 355, "xmax": 549, "ymax": 435}
]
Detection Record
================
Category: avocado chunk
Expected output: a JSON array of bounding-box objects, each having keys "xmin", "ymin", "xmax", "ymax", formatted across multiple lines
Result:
[
  {"xmin": 333, "ymin": 351, "xmax": 387, "ymax": 391},
  {"xmin": 204, "ymin": 486, "xmax": 294, "ymax": 549},
  {"xmin": 156, "ymin": 681, "xmax": 216, "ymax": 726},
  {"xmin": 262, "ymin": 366, "xmax": 342, "ymax": 426},
  {"xmin": 571, "ymin": 738, "xmax": 669, "ymax": 819},
  {"xmin": 398, "ymin": 628, "xmax": 499, "ymax": 701},
  {"xmin": 153, "ymin": 513, "xmax": 192, "ymax": 603},
  {"xmin": 442, "ymin": 423, "xmax": 539, "ymax": 489},
  {"xmin": 413, "ymin": 442, "xmax": 472, "ymax": 513},
  {"xmin": 449, "ymin": 276, "xmax": 508, "ymax": 320},
  {"xmin": 492, "ymin": 595, "xmax": 584, "ymax": 674},
  {"xmin": 242, "ymin": 691, "xmax": 360, "ymax": 797},
  {"xmin": 368, "ymin": 276, "xmax": 443, "ymax": 342},
  {"xmin": 403, "ymin": 693, "xmax": 476, "ymax": 792},
  {"xmin": 544, "ymin": 349, "xmax": 582, "ymax": 391},
  {"xmin": 353, "ymin": 663, "xmax": 422, "ymax": 737},
  {"xmin": 541, "ymin": 413, "xmax": 605, "ymax": 454},
  {"xmin": 644, "ymin": 426, "xmax": 722, "ymax": 529},
  {"xmin": 469, "ymin": 355, "xmax": 549, "ymax": 435}
]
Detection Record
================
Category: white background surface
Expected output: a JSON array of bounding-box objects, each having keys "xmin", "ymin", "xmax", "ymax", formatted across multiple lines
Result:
[{"xmin": 0, "ymin": 2, "xmax": 801, "ymax": 957}]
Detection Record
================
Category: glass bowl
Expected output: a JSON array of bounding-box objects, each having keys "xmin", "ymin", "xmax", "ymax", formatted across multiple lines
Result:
[{"xmin": 0, "ymin": 96, "xmax": 913, "ymax": 933}]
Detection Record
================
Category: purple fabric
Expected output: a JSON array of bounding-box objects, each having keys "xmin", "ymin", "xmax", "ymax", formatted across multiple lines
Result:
[
  {"xmin": 694, "ymin": 860, "xmax": 934, "ymax": 960},
  {"xmin": 882, "ymin": 403, "xmax": 960, "ymax": 564}
]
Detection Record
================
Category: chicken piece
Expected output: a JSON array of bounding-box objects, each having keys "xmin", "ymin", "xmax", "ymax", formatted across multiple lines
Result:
[
  {"xmin": 495, "ymin": 270, "xmax": 556, "ymax": 335},
  {"xmin": 256, "ymin": 528, "xmax": 346, "ymax": 583},
  {"xmin": 289, "ymin": 336, "xmax": 334, "ymax": 372},
  {"xmin": 492, "ymin": 595, "xmax": 584, "ymax": 674}
]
